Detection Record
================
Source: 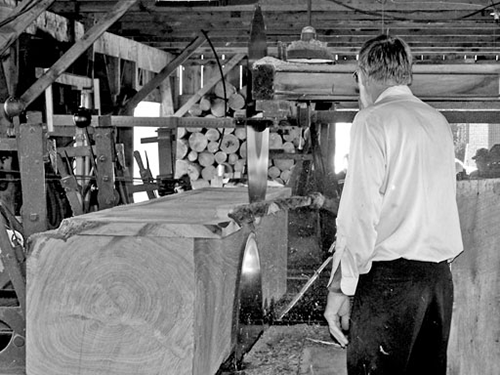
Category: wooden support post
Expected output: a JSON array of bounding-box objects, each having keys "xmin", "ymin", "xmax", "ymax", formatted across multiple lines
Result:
[
  {"xmin": 95, "ymin": 116, "xmax": 117, "ymax": 210},
  {"xmin": 16, "ymin": 112, "xmax": 47, "ymax": 237},
  {"xmin": 157, "ymin": 128, "xmax": 175, "ymax": 179}
]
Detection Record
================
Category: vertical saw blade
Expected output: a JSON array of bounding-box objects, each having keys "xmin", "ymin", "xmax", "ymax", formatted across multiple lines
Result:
[
  {"xmin": 247, "ymin": 4, "xmax": 269, "ymax": 203},
  {"xmin": 247, "ymin": 125, "xmax": 269, "ymax": 203}
]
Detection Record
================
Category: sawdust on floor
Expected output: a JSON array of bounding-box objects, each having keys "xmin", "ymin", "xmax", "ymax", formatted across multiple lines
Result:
[{"xmin": 239, "ymin": 324, "xmax": 347, "ymax": 375}]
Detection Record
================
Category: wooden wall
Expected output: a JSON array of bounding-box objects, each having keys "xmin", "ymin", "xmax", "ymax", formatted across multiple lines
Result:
[{"xmin": 449, "ymin": 179, "xmax": 500, "ymax": 375}]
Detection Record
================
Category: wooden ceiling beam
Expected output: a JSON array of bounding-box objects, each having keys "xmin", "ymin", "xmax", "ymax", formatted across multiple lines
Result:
[
  {"xmin": 0, "ymin": 0, "xmax": 56, "ymax": 57},
  {"xmin": 19, "ymin": 0, "xmax": 140, "ymax": 110},
  {"xmin": 120, "ymin": 32, "xmax": 206, "ymax": 114},
  {"xmin": 48, "ymin": 0, "xmax": 495, "ymax": 13}
]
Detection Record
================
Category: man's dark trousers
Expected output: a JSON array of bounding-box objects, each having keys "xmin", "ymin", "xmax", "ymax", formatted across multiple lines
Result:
[{"xmin": 347, "ymin": 258, "xmax": 454, "ymax": 375}]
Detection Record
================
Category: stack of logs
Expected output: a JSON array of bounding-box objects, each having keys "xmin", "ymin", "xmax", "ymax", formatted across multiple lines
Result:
[{"xmin": 174, "ymin": 82, "xmax": 305, "ymax": 188}]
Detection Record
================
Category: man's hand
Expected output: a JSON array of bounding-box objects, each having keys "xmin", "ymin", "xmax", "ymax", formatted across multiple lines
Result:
[
  {"xmin": 324, "ymin": 291, "xmax": 351, "ymax": 347},
  {"xmin": 308, "ymin": 192, "xmax": 326, "ymax": 209}
]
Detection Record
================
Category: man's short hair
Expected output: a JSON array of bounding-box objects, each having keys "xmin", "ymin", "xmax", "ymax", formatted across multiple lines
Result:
[{"xmin": 358, "ymin": 35, "xmax": 413, "ymax": 85}]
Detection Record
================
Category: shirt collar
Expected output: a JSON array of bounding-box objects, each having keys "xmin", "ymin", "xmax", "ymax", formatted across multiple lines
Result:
[{"xmin": 375, "ymin": 85, "xmax": 413, "ymax": 104}]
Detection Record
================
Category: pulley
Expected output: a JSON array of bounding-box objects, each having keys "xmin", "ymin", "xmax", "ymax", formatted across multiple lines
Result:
[
  {"xmin": 72, "ymin": 107, "xmax": 92, "ymax": 128},
  {"xmin": 3, "ymin": 97, "xmax": 25, "ymax": 119}
]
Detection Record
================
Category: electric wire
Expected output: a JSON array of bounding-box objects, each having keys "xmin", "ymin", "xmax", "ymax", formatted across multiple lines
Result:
[
  {"xmin": 201, "ymin": 29, "xmax": 228, "ymax": 149},
  {"xmin": 324, "ymin": 0, "xmax": 500, "ymax": 22}
]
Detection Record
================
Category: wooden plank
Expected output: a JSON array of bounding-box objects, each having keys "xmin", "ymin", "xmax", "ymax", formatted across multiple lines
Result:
[
  {"xmin": 19, "ymin": 0, "xmax": 139, "ymax": 109},
  {"xmin": 448, "ymin": 179, "xmax": 500, "ymax": 375},
  {"xmin": 35, "ymin": 68, "xmax": 94, "ymax": 89},
  {"xmin": 94, "ymin": 31, "xmax": 172, "ymax": 73},
  {"xmin": 174, "ymin": 53, "xmax": 246, "ymax": 117},
  {"xmin": 121, "ymin": 32, "xmax": 205, "ymax": 115},
  {"xmin": 67, "ymin": 187, "xmax": 290, "ymax": 231},
  {"xmin": 0, "ymin": 0, "xmax": 55, "ymax": 57}
]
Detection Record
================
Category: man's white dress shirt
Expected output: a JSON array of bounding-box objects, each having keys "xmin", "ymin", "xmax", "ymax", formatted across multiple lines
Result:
[{"xmin": 335, "ymin": 85, "xmax": 463, "ymax": 296}]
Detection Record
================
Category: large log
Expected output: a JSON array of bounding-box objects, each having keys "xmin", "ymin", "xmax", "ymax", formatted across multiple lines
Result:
[
  {"xmin": 220, "ymin": 134, "xmax": 240, "ymax": 154},
  {"xmin": 27, "ymin": 187, "xmax": 291, "ymax": 375},
  {"xmin": 253, "ymin": 57, "xmax": 500, "ymax": 101},
  {"xmin": 188, "ymin": 131, "xmax": 208, "ymax": 152}
]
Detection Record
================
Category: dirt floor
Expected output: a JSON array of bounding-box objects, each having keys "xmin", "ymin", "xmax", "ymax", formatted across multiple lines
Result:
[{"xmin": 219, "ymin": 208, "xmax": 347, "ymax": 374}]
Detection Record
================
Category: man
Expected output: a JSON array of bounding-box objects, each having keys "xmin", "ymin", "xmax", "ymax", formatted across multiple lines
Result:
[{"xmin": 323, "ymin": 35, "xmax": 463, "ymax": 375}]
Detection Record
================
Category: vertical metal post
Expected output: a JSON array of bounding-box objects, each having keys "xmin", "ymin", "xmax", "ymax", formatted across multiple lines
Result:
[
  {"xmin": 15, "ymin": 112, "xmax": 47, "ymax": 237},
  {"xmin": 157, "ymin": 127, "xmax": 175, "ymax": 179},
  {"xmin": 95, "ymin": 116, "xmax": 116, "ymax": 210}
]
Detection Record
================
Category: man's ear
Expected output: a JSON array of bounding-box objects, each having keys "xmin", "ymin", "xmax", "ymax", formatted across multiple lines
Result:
[{"xmin": 358, "ymin": 75, "xmax": 373, "ymax": 109}]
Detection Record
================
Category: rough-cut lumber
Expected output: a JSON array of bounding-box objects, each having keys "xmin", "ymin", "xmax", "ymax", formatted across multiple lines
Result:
[
  {"xmin": 448, "ymin": 179, "xmax": 500, "ymax": 375},
  {"xmin": 27, "ymin": 187, "xmax": 290, "ymax": 375},
  {"xmin": 227, "ymin": 194, "xmax": 329, "ymax": 225}
]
